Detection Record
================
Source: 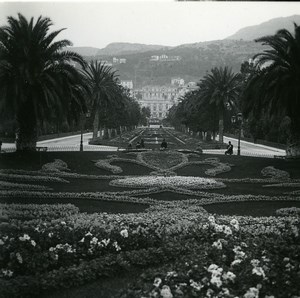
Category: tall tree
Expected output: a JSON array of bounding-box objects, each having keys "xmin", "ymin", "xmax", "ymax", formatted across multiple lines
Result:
[
  {"xmin": 82, "ymin": 61, "xmax": 121, "ymax": 138},
  {"xmin": 243, "ymin": 23, "xmax": 300, "ymax": 156},
  {"xmin": 0, "ymin": 14, "xmax": 87, "ymax": 151},
  {"xmin": 198, "ymin": 67, "xmax": 241, "ymax": 143}
]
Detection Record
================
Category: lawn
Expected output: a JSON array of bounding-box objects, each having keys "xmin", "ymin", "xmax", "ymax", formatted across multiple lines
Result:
[{"xmin": 0, "ymin": 128, "xmax": 300, "ymax": 297}]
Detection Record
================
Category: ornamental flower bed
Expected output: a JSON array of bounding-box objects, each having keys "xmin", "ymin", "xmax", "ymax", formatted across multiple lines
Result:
[
  {"xmin": 0, "ymin": 198, "xmax": 299, "ymax": 297},
  {"xmin": 119, "ymin": 215, "xmax": 300, "ymax": 298},
  {"xmin": 109, "ymin": 176, "xmax": 226, "ymax": 190},
  {"xmin": 0, "ymin": 181, "xmax": 52, "ymax": 191},
  {"xmin": 261, "ymin": 166, "xmax": 290, "ymax": 180},
  {"xmin": 276, "ymin": 207, "xmax": 300, "ymax": 216}
]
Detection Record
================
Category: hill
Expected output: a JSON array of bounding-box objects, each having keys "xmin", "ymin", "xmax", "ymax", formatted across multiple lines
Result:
[
  {"xmin": 96, "ymin": 42, "xmax": 171, "ymax": 56},
  {"xmin": 85, "ymin": 39, "xmax": 266, "ymax": 87},
  {"xmin": 226, "ymin": 15, "xmax": 300, "ymax": 41},
  {"xmin": 66, "ymin": 46, "xmax": 100, "ymax": 56}
]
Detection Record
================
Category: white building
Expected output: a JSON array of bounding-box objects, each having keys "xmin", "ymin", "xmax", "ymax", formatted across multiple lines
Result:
[
  {"xmin": 112, "ymin": 57, "xmax": 119, "ymax": 63},
  {"xmin": 133, "ymin": 85, "xmax": 181, "ymax": 120},
  {"xmin": 171, "ymin": 78, "xmax": 185, "ymax": 86},
  {"xmin": 120, "ymin": 80, "xmax": 133, "ymax": 90}
]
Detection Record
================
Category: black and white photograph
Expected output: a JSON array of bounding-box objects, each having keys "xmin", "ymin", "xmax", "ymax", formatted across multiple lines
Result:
[{"xmin": 0, "ymin": 0, "xmax": 300, "ymax": 297}]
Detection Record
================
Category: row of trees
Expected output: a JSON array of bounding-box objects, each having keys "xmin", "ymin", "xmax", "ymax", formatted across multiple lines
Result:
[
  {"xmin": 167, "ymin": 23, "xmax": 300, "ymax": 156},
  {"xmin": 0, "ymin": 14, "xmax": 144, "ymax": 151}
]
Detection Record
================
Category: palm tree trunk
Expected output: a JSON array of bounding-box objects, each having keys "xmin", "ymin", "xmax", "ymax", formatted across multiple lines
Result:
[
  {"xmin": 218, "ymin": 112, "xmax": 224, "ymax": 143},
  {"xmin": 16, "ymin": 100, "xmax": 37, "ymax": 151},
  {"xmin": 108, "ymin": 128, "xmax": 112, "ymax": 139},
  {"xmin": 93, "ymin": 110, "xmax": 99, "ymax": 139}
]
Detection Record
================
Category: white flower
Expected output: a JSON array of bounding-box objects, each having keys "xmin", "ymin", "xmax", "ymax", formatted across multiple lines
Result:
[
  {"xmin": 251, "ymin": 259, "xmax": 260, "ymax": 267},
  {"xmin": 207, "ymin": 264, "xmax": 219, "ymax": 273},
  {"xmin": 244, "ymin": 287, "xmax": 259, "ymax": 298},
  {"xmin": 222, "ymin": 288, "xmax": 230, "ymax": 295},
  {"xmin": 60, "ymin": 221, "xmax": 66, "ymax": 225},
  {"xmin": 2, "ymin": 269, "xmax": 13, "ymax": 277},
  {"xmin": 120, "ymin": 229, "xmax": 129, "ymax": 238},
  {"xmin": 113, "ymin": 241, "xmax": 121, "ymax": 251},
  {"xmin": 208, "ymin": 216, "xmax": 215, "ymax": 224},
  {"xmin": 19, "ymin": 234, "xmax": 30, "ymax": 241},
  {"xmin": 160, "ymin": 285, "xmax": 173, "ymax": 298},
  {"xmin": 49, "ymin": 247, "xmax": 54, "ymax": 252},
  {"xmin": 210, "ymin": 275, "xmax": 222, "ymax": 287},
  {"xmin": 190, "ymin": 279, "xmax": 202, "ymax": 291},
  {"xmin": 16, "ymin": 252, "xmax": 23, "ymax": 264},
  {"xmin": 252, "ymin": 267, "xmax": 265, "ymax": 278},
  {"xmin": 48, "ymin": 233, "xmax": 53, "ymax": 238},
  {"xmin": 166, "ymin": 271, "xmax": 177, "ymax": 278},
  {"xmin": 79, "ymin": 237, "xmax": 85, "ymax": 243},
  {"xmin": 212, "ymin": 239, "xmax": 223, "ymax": 250},
  {"xmin": 90, "ymin": 237, "xmax": 98, "ymax": 245},
  {"xmin": 224, "ymin": 226, "xmax": 233, "ymax": 236},
  {"xmin": 31, "ymin": 240, "xmax": 36, "ymax": 247},
  {"xmin": 101, "ymin": 239, "xmax": 110, "ymax": 247},
  {"xmin": 85, "ymin": 231, "xmax": 92, "ymax": 237},
  {"xmin": 231, "ymin": 259, "xmax": 242, "ymax": 266},
  {"xmin": 0, "ymin": 239, "xmax": 4, "ymax": 245},
  {"xmin": 230, "ymin": 219, "xmax": 239, "ymax": 230},
  {"xmin": 153, "ymin": 277, "xmax": 162, "ymax": 287},
  {"xmin": 223, "ymin": 271, "xmax": 236, "ymax": 282},
  {"xmin": 214, "ymin": 224, "xmax": 223, "ymax": 233}
]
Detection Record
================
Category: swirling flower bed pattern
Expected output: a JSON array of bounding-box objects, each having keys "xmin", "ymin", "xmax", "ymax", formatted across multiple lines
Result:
[
  {"xmin": 110, "ymin": 176, "xmax": 226, "ymax": 190},
  {"xmin": 1, "ymin": 150, "xmax": 300, "ymax": 297}
]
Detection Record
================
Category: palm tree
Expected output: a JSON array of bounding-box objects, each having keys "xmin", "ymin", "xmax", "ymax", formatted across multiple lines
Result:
[
  {"xmin": 243, "ymin": 23, "xmax": 300, "ymax": 157},
  {"xmin": 0, "ymin": 13, "xmax": 87, "ymax": 151},
  {"xmin": 198, "ymin": 67, "xmax": 241, "ymax": 143},
  {"xmin": 82, "ymin": 61, "xmax": 121, "ymax": 139}
]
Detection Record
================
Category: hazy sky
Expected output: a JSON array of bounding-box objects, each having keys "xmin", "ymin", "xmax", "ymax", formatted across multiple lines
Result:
[{"xmin": 0, "ymin": 1, "xmax": 300, "ymax": 49}]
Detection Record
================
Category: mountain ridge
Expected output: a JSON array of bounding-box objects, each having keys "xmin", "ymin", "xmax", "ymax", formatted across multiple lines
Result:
[{"xmin": 226, "ymin": 14, "xmax": 300, "ymax": 41}]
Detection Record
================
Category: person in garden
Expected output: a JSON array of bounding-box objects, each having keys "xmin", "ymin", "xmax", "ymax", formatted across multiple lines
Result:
[
  {"xmin": 140, "ymin": 138, "xmax": 145, "ymax": 148},
  {"xmin": 127, "ymin": 142, "xmax": 132, "ymax": 150},
  {"xmin": 160, "ymin": 139, "xmax": 168, "ymax": 150},
  {"xmin": 225, "ymin": 141, "xmax": 233, "ymax": 155},
  {"xmin": 136, "ymin": 141, "xmax": 141, "ymax": 149}
]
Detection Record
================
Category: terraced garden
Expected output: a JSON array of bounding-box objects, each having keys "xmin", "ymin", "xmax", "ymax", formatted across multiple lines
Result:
[{"xmin": 0, "ymin": 128, "xmax": 300, "ymax": 297}]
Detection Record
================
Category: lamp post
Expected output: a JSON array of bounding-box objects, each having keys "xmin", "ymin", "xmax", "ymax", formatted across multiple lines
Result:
[{"xmin": 231, "ymin": 112, "xmax": 243, "ymax": 156}]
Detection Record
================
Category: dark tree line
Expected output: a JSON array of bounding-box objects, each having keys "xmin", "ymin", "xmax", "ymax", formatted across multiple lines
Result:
[
  {"xmin": 167, "ymin": 23, "xmax": 300, "ymax": 156},
  {"xmin": 0, "ymin": 14, "xmax": 145, "ymax": 151}
]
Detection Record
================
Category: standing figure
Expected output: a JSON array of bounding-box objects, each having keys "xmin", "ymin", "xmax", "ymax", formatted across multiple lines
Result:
[
  {"xmin": 140, "ymin": 138, "xmax": 145, "ymax": 148},
  {"xmin": 225, "ymin": 141, "xmax": 233, "ymax": 155}
]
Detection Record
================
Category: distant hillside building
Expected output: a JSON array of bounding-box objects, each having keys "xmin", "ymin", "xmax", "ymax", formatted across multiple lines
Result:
[
  {"xmin": 171, "ymin": 78, "xmax": 185, "ymax": 86},
  {"xmin": 149, "ymin": 54, "xmax": 181, "ymax": 62},
  {"xmin": 113, "ymin": 57, "xmax": 127, "ymax": 64},
  {"xmin": 120, "ymin": 80, "xmax": 133, "ymax": 90}
]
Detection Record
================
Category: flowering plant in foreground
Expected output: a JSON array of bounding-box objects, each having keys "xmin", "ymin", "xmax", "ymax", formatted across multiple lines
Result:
[{"xmin": 119, "ymin": 215, "xmax": 300, "ymax": 298}]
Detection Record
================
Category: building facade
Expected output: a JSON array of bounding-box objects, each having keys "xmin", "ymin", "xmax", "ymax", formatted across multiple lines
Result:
[{"xmin": 133, "ymin": 80, "xmax": 198, "ymax": 121}]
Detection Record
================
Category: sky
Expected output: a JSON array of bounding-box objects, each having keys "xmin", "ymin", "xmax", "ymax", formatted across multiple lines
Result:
[{"xmin": 0, "ymin": 1, "xmax": 300, "ymax": 49}]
